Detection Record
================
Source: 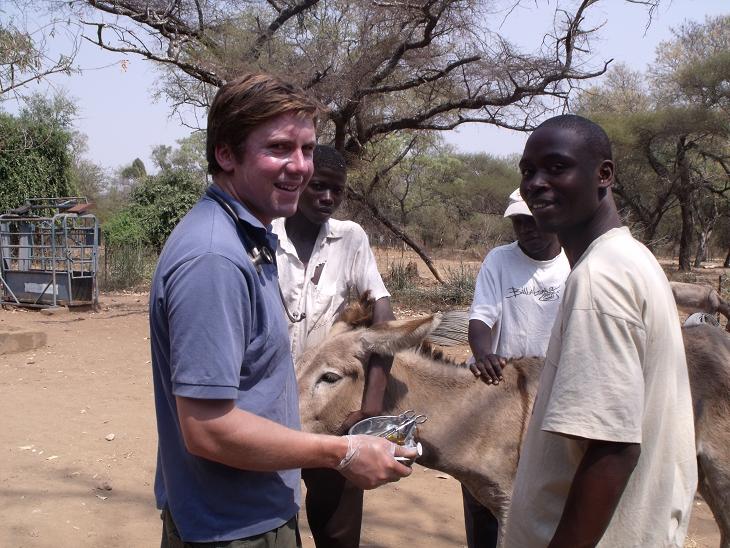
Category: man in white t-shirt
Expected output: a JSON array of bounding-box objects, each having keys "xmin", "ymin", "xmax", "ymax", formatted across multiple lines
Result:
[
  {"xmin": 464, "ymin": 189, "xmax": 570, "ymax": 548},
  {"xmin": 503, "ymin": 114, "xmax": 697, "ymax": 547},
  {"xmin": 273, "ymin": 144, "xmax": 394, "ymax": 548}
]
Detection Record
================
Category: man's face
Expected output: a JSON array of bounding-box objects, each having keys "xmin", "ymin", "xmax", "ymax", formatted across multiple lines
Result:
[
  {"xmin": 510, "ymin": 215, "xmax": 559, "ymax": 258},
  {"xmin": 518, "ymin": 125, "xmax": 607, "ymax": 235},
  {"xmin": 297, "ymin": 165, "xmax": 346, "ymax": 225},
  {"xmin": 217, "ymin": 111, "xmax": 316, "ymax": 225}
]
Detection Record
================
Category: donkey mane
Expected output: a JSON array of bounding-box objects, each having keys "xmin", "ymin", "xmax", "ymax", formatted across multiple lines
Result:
[
  {"xmin": 336, "ymin": 291, "xmax": 375, "ymax": 328},
  {"xmin": 417, "ymin": 341, "xmax": 464, "ymax": 367}
]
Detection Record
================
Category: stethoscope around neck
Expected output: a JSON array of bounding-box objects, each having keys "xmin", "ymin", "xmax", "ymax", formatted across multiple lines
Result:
[{"xmin": 205, "ymin": 187, "xmax": 306, "ymax": 323}]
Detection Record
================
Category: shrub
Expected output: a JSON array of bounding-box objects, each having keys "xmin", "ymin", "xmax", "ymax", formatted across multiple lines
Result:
[
  {"xmin": 102, "ymin": 208, "xmax": 146, "ymax": 248},
  {"xmin": 433, "ymin": 263, "xmax": 478, "ymax": 306},
  {"xmin": 386, "ymin": 260, "xmax": 419, "ymax": 291},
  {"xmin": 102, "ymin": 169, "xmax": 205, "ymax": 253},
  {"xmin": 389, "ymin": 261, "xmax": 478, "ymax": 309}
]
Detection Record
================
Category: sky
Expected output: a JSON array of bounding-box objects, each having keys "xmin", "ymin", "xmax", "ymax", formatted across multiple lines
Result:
[{"xmin": 3, "ymin": 0, "xmax": 729, "ymax": 172}]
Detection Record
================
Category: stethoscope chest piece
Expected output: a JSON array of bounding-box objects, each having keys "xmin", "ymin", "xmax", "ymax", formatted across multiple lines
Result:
[
  {"xmin": 250, "ymin": 245, "xmax": 275, "ymax": 271},
  {"xmin": 205, "ymin": 188, "xmax": 305, "ymax": 323}
]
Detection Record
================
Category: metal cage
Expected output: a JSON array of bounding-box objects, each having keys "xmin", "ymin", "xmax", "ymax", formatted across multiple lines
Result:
[{"xmin": 0, "ymin": 197, "xmax": 99, "ymax": 308}]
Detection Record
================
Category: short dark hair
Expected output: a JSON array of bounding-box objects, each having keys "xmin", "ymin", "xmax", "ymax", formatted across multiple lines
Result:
[
  {"xmin": 535, "ymin": 114, "xmax": 613, "ymax": 162},
  {"xmin": 313, "ymin": 144, "xmax": 347, "ymax": 174},
  {"xmin": 206, "ymin": 72, "xmax": 323, "ymax": 175}
]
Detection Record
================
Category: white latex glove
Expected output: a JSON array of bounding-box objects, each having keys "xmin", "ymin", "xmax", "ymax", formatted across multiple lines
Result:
[{"xmin": 335, "ymin": 434, "xmax": 417, "ymax": 489}]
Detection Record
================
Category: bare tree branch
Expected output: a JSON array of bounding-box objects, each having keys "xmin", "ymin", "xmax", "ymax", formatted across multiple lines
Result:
[
  {"xmin": 365, "ymin": 136, "xmax": 418, "ymax": 195},
  {"xmin": 347, "ymin": 185, "xmax": 445, "ymax": 283},
  {"xmin": 249, "ymin": 0, "xmax": 321, "ymax": 59},
  {"xmin": 0, "ymin": 14, "xmax": 80, "ymax": 98},
  {"xmin": 360, "ymin": 56, "xmax": 481, "ymax": 95},
  {"xmin": 81, "ymin": 21, "xmax": 222, "ymax": 86}
]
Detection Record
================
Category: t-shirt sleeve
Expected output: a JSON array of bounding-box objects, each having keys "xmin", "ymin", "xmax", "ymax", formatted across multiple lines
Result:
[
  {"xmin": 541, "ymin": 279, "xmax": 646, "ymax": 444},
  {"xmin": 469, "ymin": 252, "xmax": 501, "ymax": 328},
  {"xmin": 352, "ymin": 227, "xmax": 390, "ymax": 301},
  {"xmin": 165, "ymin": 253, "xmax": 251, "ymax": 400}
]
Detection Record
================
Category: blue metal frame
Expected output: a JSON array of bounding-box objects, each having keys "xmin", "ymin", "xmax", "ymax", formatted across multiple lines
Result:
[{"xmin": 0, "ymin": 198, "xmax": 99, "ymax": 308}]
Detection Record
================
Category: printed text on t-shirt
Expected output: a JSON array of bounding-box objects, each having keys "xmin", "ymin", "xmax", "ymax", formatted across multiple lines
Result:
[{"xmin": 506, "ymin": 285, "xmax": 560, "ymax": 301}]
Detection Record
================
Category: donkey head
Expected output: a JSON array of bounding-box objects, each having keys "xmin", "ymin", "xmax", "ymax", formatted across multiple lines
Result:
[{"xmin": 296, "ymin": 306, "xmax": 441, "ymax": 435}]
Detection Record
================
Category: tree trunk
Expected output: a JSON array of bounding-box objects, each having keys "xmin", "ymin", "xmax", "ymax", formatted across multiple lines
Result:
[
  {"xmin": 678, "ymin": 200, "xmax": 693, "ymax": 271},
  {"xmin": 724, "ymin": 248, "xmax": 730, "ymax": 268},
  {"xmin": 694, "ymin": 230, "xmax": 709, "ymax": 268},
  {"xmin": 347, "ymin": 190, "xmax": 444, "ymax": 283},
  {"xmin": 676, "ymin": 137, "xmax": 693, "ymax": 272}
]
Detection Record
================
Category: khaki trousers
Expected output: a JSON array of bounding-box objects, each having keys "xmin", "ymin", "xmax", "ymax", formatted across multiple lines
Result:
[{"xmin": 161, "ymin": 507, "xmax": 301, "ymax": 548}]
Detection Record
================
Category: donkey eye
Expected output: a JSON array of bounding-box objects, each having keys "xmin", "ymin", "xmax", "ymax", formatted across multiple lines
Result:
[{"xmin": 320, "ymin": 372, "xmax": 342, "ymax": 384}]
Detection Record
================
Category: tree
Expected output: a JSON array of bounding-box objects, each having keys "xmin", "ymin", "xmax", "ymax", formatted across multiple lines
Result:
[
  {"xmin": 72, "ymin": 1, "xmax": 653, "ymax": 146},
  {"xmin": 575, "ymin": 65, "xmax": 675, "ymax": 248},
  {"xmin": 576, "ymin": 16, "xmax": 730, "ymax": 269},
  {"xmin": 344, "ymin": 134, "xmax": 450, "ymax": 281},
  {"xmin": 343, "ymin": 135, "xmax": 519, "ymax": 279},
  {"xmin": 0, "ymin": 2, "xmax": 78, "ymax": 98},
  {"xmin": 120, "ymin": 157, "xmax": 147, "ymax": 180},
  {"xmin": 68, "ymin": 131, "xmax": 102, "ymax": 200},
  {"xmin": 0, "ymin": 92, "xmax": 77, "ymax": 211},
  {"xmin": 71, "ymin": 0, "xmax": 658, "ymax": 277},
  {"xmin": 152, "ymin": 131, "xmax": 207, "ymax": 180},
  {"xmin": 650, "ymin": 15, "xmax": 730, "ymax": 269},
  {"xmin": 104, "ymin": 168, "xmax": 205, "ymax": 252}
]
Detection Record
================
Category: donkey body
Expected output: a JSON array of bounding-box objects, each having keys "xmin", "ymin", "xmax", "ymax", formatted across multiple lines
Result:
[
  {"xmin": 671, "ymin": 281, "xmax": 730, "ymax": 332},
  {"xmin": 297, "ymin": 309, "xmax": 730, "ymax": 546}
]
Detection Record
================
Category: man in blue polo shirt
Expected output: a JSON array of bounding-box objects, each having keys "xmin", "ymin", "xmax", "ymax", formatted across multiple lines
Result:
[{"xmin": 149, "ymin": 72, "xmax": 416, "ymax": 547}]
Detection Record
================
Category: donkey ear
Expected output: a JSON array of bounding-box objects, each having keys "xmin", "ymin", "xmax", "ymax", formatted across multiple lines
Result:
[{"xmin": 359, "ymin": 313, "xmax": 442, "ymax": 356}]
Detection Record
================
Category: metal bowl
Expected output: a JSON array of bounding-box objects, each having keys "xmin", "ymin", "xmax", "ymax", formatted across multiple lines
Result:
[
  {"xmin": 348, "ymin": 415, "xmax": 404, "ymax": 437},
  {"xmin": 348, "ymin": 411, "xmax": 427, "ymax": 466},
  {"xmin": 348, "ymin": 410, "xmax": 427, "ymax": 438}
]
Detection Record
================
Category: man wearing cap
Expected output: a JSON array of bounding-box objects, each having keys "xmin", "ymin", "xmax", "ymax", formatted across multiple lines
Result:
[{"xmin": 462, "ymin": 188, "xmax": 571, "ymax": 548}]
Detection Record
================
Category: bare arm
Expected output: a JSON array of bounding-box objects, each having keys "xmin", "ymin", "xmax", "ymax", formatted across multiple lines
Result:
[
  {"xmin": 340, "ymin": 296, "xmax": 395, "ymax": 432},
  {"xmin": 176, "ymin": 396, "xmax": 416, "ymax": 489},
  {"xmin": 548, "ymin": 440, "xmax": 640, "ymax": 548},
  {"xmin": 468, "ymin": 319, "xmax": 505, "ymax": 385},
  {"xmin": 362, "ymin": 297, "xmax": 395, "ymax": 413}
]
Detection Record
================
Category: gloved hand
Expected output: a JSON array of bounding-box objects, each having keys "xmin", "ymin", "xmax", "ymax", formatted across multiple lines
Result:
[{"xmin": 335, "ymin": 434, "xmax": 417, "ymax": 489}]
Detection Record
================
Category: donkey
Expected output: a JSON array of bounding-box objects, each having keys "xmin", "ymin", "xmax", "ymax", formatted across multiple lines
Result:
[
  {"xmin": 670, "ymin": 281, "xmax": 730, "ymax": 332},
  {"xmin": 296, "ymin": 300, "xmax": 730, "ymax": 547}
]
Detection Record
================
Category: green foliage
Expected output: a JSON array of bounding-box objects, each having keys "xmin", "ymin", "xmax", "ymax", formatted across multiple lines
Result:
[
  {"xmin": 70, "ymin": 157, "xmax": 105, "ymax": 206},
  {"xmin": 120, "ymin": 158, "xmax": 147, "ymax": 180},
  {"xmin": 101, "ymin": 133, "xmax": 207, "ymax": 275},
  {"xmin": 0, "ymin": 93, "xmax": 76, "ymax": 211},
  {"xmin": 103, "ymin": 169, "xmax": 205, "ymax": 252},
  {"xmin": 101, "ymin": 208, "xmax": 146, "ymax": 248},
  {"xmin": 152, "ymin": 132, "xmax": 207, "ymax": 179},
  {"xmin": 345, "ymin": 133, "xmax": 518, "ymax": 255},
  {"xmin": 675, "ymin": 50, "xmax": 730, "ymax": 108},
  {"xmin": 577, "ymin": 19, "xmax": 730, "ymax": 267},
  {"xmin": 0, "ymin": 13, "xmax": 75, "ymax": 98}
]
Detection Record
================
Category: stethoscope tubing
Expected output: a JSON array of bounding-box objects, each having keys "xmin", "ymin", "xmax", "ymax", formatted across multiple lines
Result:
[{"xmin": 204, "ymin": 187, "xmax": 305, "ymax": 323}]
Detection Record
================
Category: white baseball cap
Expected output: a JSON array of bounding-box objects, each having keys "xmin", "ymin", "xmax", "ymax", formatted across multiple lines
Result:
[{"xmin": 503, "ymin": 188, "xmax": 531, "ymax": 218}]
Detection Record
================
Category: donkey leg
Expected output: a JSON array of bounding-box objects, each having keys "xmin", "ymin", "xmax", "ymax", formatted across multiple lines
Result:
[{"xmin": 698, "ymin": 448, "xmax": 730, "ymax": 548}]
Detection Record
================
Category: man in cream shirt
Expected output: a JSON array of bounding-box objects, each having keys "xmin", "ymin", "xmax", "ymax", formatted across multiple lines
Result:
[{"xmin": 504, "ymin": 115, "xmax": 697, "ymax": 547}]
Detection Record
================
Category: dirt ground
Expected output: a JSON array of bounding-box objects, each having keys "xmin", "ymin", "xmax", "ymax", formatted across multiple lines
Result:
[{"xmin": 0, "ymin": 253, "xmax": 726, "ymax": 547}]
